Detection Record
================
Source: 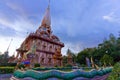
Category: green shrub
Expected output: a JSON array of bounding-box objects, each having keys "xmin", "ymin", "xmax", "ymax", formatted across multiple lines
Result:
[
  {"xmin": 55, "ymin": 65, "xmax": 58, "ymax": 67},
  {"xmin": 34, "ymin": 63, "xmax": 40, "ymax": 67},
  {"xmin": 0, "ymin": 63, "xmax": 17, "ymax": 67},
  {"xmin": 0, "ymin": 67, "xmax": 14, "ymax": 74},
  {"xmin": 81, "ymin": 64, "xmax": 86, "ymax": 67},
  {"xmin": 9, "ymin": 63, "xmax": 17, "ymax": 67},
  {"xmin": 107, "ymin": 62, "xmax": 120, "ymax": 80},
  {"xmin": 18, "ymin": 64, "xmax": 25, "ymax": 69},
  {"xmin": 83, "ymin": 67, "xmax": 93, "ymax": 71},
  {"xmin": 65, "ymin": 64, "xmax": 72, "ymax": 67},
  {"xmin": 32, "ymin": 67, "xmax": 72, "ymax": 71}
]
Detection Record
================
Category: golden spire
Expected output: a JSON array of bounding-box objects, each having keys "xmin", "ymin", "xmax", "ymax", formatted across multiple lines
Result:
[{"xmin": 41, "ymin": 0, "xmax": 51, "ymax": 26}]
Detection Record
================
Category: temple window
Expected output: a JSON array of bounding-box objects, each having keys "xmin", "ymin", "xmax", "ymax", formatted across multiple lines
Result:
[
  {"xmin": 49, "ymin": 45, "xmax": 52, "ymax": 52},
  {"xmin": 46, "ymin": 54, "xmax": 48, "ymax": 57},
  {"xmin": 38, "ymin": 42, "xmax": 40, "ymax": 45},
  {"xmin": 48, "ymin": 58, "xmax": 51, "ymax": 64},
  {"xmin": 43, "ymin": 43, "xmax": 46, "ymax": 50},
  {"xmin": 43, "ymin": 33, "xmax": 49, "ymax": 38},
  {"xmin": 43, "ymin": 45, "xmax": 46, "ymax": 50},
  {"xmin": 37, "ymin": 42, "xmax": 41, "ymax": 47},
  {"xmin": 43, "ymin": 27, "xmax": 47, "ymax": 31},
  {"xmin": 47, "ymin": 29, "xmax": 51, "ymax": 34},
  {"xmin": 41, "ymin": 58, "xmax": 44, "ymax": 64},
  {"xmin": 39, "ymin": 28, "xmax": 41, "ymax": 31},
  {"xmin": 55, "ymin": 48, "xmax": 57, "ymax": 51}
]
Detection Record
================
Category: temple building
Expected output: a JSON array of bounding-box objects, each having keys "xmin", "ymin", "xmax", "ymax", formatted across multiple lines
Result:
[{"xmin": 16, "ymin": 4, "xmax": 64, "ymax": 67}]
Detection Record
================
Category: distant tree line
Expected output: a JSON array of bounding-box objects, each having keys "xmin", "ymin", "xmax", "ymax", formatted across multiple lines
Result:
[
  {"xmin": 76, "ymin": 33, "xmax": 120, "ymax": 66},
  {"xmin": 0, "ymin": 52, "xmax": 9, "ymax": 64}
]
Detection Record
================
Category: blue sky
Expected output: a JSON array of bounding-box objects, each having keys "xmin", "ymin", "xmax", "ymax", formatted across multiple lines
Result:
[{"xmin": 0, "ymin": 0, "xmax": 120, "ymax": 55}]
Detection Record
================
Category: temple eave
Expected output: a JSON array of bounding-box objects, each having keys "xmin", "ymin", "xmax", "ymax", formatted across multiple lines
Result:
[
  {"xmin": 16, "ymin": 48, "xmax": 28, "ymax": 52},
  {"xmin": 26, "ymin": 33, "xmax": 64, "ymax": 47}
]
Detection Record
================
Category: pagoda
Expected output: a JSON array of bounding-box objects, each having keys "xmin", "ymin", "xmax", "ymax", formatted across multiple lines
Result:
[
  {"xmin": 16, "ymin": 3, "xmax": 64, "ymax": 67},
  {"xmin": 67, "ymin": 51, "xmax": 73, "ymax": 65}
]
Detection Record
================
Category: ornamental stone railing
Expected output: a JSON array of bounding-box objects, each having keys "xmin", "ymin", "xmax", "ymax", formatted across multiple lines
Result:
[{"xmin": 13, "ymin": 67, "xmax": 112, "ymax": 80}]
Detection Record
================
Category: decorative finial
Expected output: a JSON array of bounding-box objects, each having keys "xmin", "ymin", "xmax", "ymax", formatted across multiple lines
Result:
[
  {"xmin": 49, "ymin": 0, "xmax": 50, "ymax": 5},
  {"xmin": 41, "ymin": 0, "xmax": 51, "ymax": 26},
  {"xmin": 48, "ymin": 0, "xmax": 50, "ymax": 8}
]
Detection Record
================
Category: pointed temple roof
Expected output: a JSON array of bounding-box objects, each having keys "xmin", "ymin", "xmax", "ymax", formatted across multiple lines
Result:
[
  {"xmin": 17, "ymin": 1, "xmax": 64, "ymax": 52},
  {"xmin": 41, "ymin": 5, "xmax": 51, "ymax": 26}
]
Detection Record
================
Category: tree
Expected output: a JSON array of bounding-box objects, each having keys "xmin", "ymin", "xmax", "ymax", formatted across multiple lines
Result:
[
  {"xmin": 0, "ymin": 52, "xmax": 10, "ymax": 64},
  {"xmin": 100, "ymin": 54, "xmax": 113, "ymax": 66},
  {"xmin": 77, "ymin": 48, "xmax": 91, "ymax": 65},
  {"xmin": 72, "ymin": 53, "xmax": 77, "ymax": 64},
  {"xmin": 62, "ymin": 55, "xmax": 67, "ymax": 66},
  {"xmin": 72, "ymin": 33, "xmax": 120, "ymax": 66},
  {"xmin": 107, "ymin": 62, "xmax": 120, "ymax": 80}
]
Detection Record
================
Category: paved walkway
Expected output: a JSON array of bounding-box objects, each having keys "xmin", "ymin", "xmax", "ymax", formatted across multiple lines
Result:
[
  {"xmin": 90, "ymin": 73, "xmax": 110, "ymax": 80},
  {"xmin": 0, "ymin": 74, "xmax": 13, "ymax": 80}
]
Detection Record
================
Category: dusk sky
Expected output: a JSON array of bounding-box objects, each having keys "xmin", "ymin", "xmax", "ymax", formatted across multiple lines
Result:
[{"xmin": 0, "ymin": 0, "xmax": 120, "ymax": 56}]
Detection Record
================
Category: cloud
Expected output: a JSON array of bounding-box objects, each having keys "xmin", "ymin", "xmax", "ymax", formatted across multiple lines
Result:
[
  {"xmin": 0, "ymin": 25, "xmax": 16, "ymax": 37},
  {"xmin": 62, "ymin": 42, "xmax": 83, "ymax": 55},
  {"xmin": 0, "ymin": 36, "xmax": 25, "ymax": 56},
  {"xmin": 103, "ymin": 12, "xmax": 120, "ymax": 23},
  {"xmin": 0, "ymin": 13, "xmax": 37, "ymax": 37},
  {"xmin": 103, "ymin": 12, "xmax": 114, "ymax": 21},
  {"xmin": 1, "ymin": 0, "xmax": 120, "ymax": 56},
  {"xmin": 0, "ymin": 16, "xmax": 13, "ymax": 28}
]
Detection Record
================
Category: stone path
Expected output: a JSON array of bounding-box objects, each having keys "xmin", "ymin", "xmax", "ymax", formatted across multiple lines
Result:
[
  {"xmin": 90, "ymin": 73, "xmax": 110, "ymax": 80},
  {"xmin": 74, "ymin": 74, "xmax": 110, "ymax": 80},
  {"xmin": 0, "ymin": 74, "xmax": 13, "ymax": 80}
]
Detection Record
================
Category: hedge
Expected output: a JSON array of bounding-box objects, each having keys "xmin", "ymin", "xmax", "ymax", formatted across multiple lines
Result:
[
  {"xmin": 0, "ymin": 63, "xmax": 16, "ymax": 67},
  {"xmin": 34, "ymin": 63, "xmax": 40, "ymax": 67},
  {"xmin": 32, "ymin": 67, "xmax": 72, "ymax": 71},
  {"xmin": 0, "ymin": 67, "xmax": 15, "ymax": 74},
  {"xmin": 32, "ymin": 67, "xmax": 93, "ymax": 71}
]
